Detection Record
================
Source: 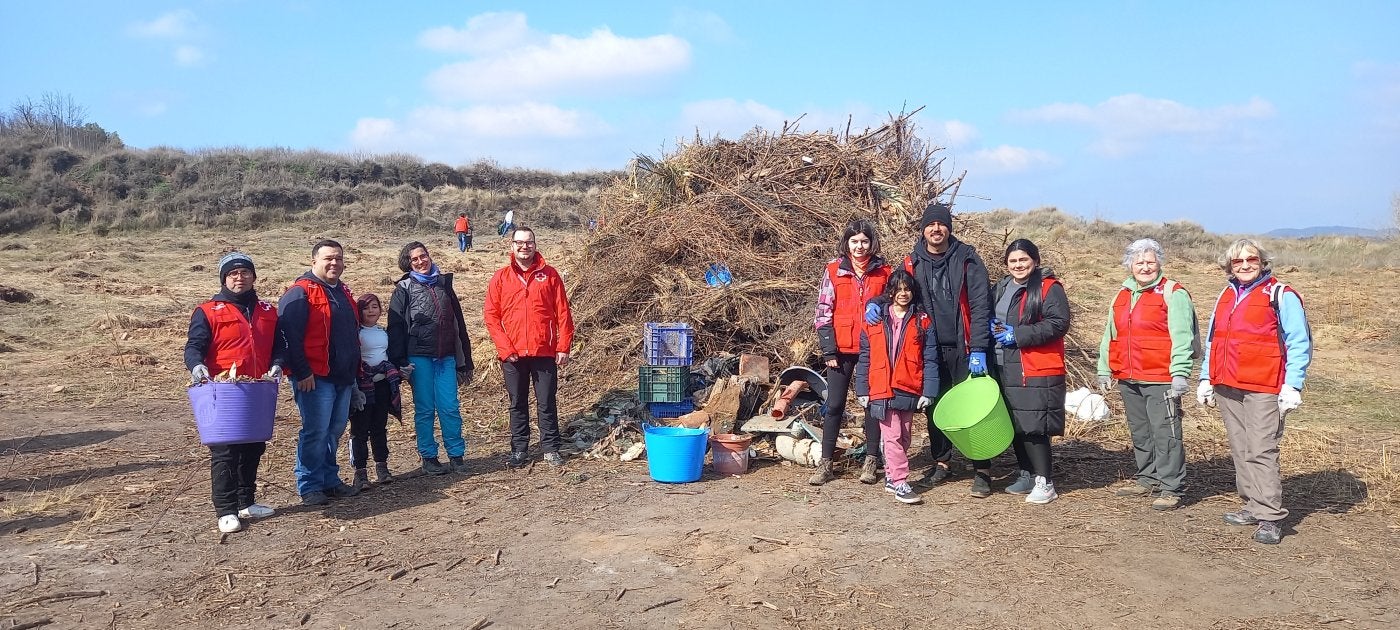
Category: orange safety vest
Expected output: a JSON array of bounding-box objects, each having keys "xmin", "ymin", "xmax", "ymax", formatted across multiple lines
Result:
[
  {"xmin": 293, "ymin": 278, "xmax": 357, "ymax": 377},
  {"xmin": 1107, "ymin": 276, "xmax": 1183, "ymax": 383},
  {"xmin": 827, "ymin": 259, "xmax": 891, "ymax": 354},
  {"xmin": 1017, "ymin": 277, "xmax": 1066, "ymax": 379},
  {"xmin": 455, "ymin": 216, "xmax": 470, "ymax": 233},
  {"xmin": 198, "ymin": 300, "xmax": 278, "ymax": 377},
  {"xmin": 1208, "ymin": 277, "xmax": 1294, "ymax": 394},
  {"xmin": 863, "ymin": 310, "xmax": 932, "ymax": 400}
]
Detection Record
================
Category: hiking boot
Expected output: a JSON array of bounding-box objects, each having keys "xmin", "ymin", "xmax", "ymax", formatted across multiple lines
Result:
[
  {"xmin": 1223, "ymin": 509, "xmax": 1259, "ymax": 526},
  {"xmin": 1151, "ymin": 492, "xmax": 1181, "ymax": 511},
  {"xmin": 328, "ymin": 483, "xmax": 360, "ymax": 498},
  {"xmin": 1253, "ymin": 520, "xmax": 1282, "ymax": 545},
  {"xmin": 1026, "ymin": 476, "xmax": 1058, "ymax": 505},
  {"xmin": 808, "ymin": 459, "xmax": 835, "ymax": 485},
  {"xmin": 421, "ymin": 457, "xmax": 450, "ymax": 476},
  {"xmin": 859, "ymin": 457, "xmax": 880, "ymax": 484},
  {"xmin": 449, "ymin": 455, "xmax": 470, "ymax": 473},
  {"xmin": 238, "ymin": 504, "xmax": 275, "ymax": 520},
  {"xmin": 542, "ymin": 452, "xmax": 563, "ymax": 468},
  {"xmin": 300, "ymin": 491, "xmax": 329, "ymax": 507},
  {"xmin": 886, "ymin": 480, "xmax": 922, "ymax": 504},
  {"xmin": 969, "ymin": 471, "xmax": 992, "ymax": 498},
  {"xmin": 375, "ymin": 462, "xmax": 393, "ymax": 484},
  {"xmin": 218, "ymin": 514, "xmax": 243, "ymax": 534},
  {"xmin": 507, "ymin": 452, "xmax": 529, "ymax": 469},
  {"xmin": 918, "ymin": 463, "xmax": 951, "ymax": 486},
  {"xmin": 352, "ymin": 468, "xmax": 370, "ymax": 491},
  {"xmin": 1114, "ymin": 481, "xmax": 1154, "ymax": 497},
  {"xmin": 1005, "ymin": 469, "xmax": 1035, "ymax": 495}
]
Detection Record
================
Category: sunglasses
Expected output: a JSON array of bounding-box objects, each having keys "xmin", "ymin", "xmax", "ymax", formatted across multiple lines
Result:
[{"xmin": 1230, "ymin": 256, "xmax": 1262, "ymax": 266}]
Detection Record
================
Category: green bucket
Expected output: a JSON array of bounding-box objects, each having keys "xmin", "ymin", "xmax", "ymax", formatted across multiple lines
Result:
[{"xmin": 932, "ymin": 376, "xmax": 1013, "ymax": 461}]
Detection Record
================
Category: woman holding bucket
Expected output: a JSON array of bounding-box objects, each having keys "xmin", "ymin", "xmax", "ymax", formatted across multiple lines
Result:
[
  {"xmin": 989, "ymin": 239, "xmax": 1071, "ymax": 504},
  {"xmin": 811, "ymin": 219, "xmax": 891, "ymax": 486},
  {"xmin": 183, "ymin": 252, "xmax": 284, "ymax": 534},
  {"xmin": 853, "ymin": 270, "xmax": 939, "ymax": 504}
]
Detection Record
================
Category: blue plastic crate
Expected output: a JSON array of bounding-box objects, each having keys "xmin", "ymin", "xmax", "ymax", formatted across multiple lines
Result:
[
  {"xmin": 648, "ymin": 399, "xmax": 695, "ymax": 419},
  {"xmin": 645, "ymin": 322, "xmax": 694, "ymax": 366},
  {"xmin": 638, "ymin": 365, "xmax": 688, "ymax": 403}
]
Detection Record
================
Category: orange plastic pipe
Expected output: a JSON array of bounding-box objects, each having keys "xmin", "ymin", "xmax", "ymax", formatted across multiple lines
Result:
[{"xmin": 770, "ymin": 381, "xmax": 809, "ymax": 419}]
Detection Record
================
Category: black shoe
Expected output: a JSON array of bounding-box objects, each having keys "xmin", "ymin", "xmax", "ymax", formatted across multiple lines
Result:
[
  {"xmin": 300, "ymin": 491, "xmax": 329, "ymax": 506},
  {"xmin": 327, "ymin": 483, "xmax": 359, "ymax": 498},
  {"xmin": 1253, "ymin": 520, "xmax": 1282, "ymax": 545},
  {"xmin": 918, "ymin": 463, "xmax": 951, "ymax": 486},
  {"xmin": 507, "ymin": 452, "xmax": 529, "ymax": 469},
  {"xmin": 1223, "ymin": 509, "xmax": 1259, "ymax": 526},
  {"xmin": 449, "ymin": 456, "xmax": 469, "ymax": 474},
  {"xmin": 969, "ymin": 471, "xmax": 992, "ymax": 498},
  {"xmin": 422, "ymin": 457, "xmax": 450, "ymax": 476}
]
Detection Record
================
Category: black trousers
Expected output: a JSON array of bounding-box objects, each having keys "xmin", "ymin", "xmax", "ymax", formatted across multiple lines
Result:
[
  {"xmin": 926, "ymin": 345, "xmax": 992, "ymax": 469},
  {"xmin": 349, "ymin": 379, "xmax": 392, "ymax": 469},
  {"xmin": 821, "ymin": 354, "xmax": 880, "ymax": 461},
  {"xmin": 1012, "ymin": 434, "xmax": 1052, "ymax": 478},
  {"xmin": 209, "ymin": 442, "xmax": 266, "ymax": 517},
  {"xmin": 503, "ymin": 356, "xmax": 560, "ymax": 454}
]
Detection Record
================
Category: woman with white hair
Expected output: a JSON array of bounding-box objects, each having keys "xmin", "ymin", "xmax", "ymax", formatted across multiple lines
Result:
[
  {"xmin": 1197, "ymin": 238, "xmax": 1311, "ymax": 545},
  {"xmin": 1096, "ymin": 238, "xmax": 1199, "ymax": 511}
]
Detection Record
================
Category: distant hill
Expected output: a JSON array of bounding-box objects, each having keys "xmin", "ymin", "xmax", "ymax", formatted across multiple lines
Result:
[{"xmin": 1265, "ymin": 225, "xmax": 1394, "ymax": 239}]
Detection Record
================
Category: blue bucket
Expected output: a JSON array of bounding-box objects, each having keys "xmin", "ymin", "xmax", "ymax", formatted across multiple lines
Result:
[{"xmin": 643, "ymin": 424, "xmax": 708, "ymax": 483}]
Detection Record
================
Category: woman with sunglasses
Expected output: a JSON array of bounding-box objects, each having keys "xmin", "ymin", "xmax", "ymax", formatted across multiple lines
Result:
[{"xmin": 1197, "ymin": 238, "xmax": 1312, "ymax": 545}]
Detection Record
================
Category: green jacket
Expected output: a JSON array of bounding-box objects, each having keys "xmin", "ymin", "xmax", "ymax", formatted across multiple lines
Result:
[{"xmin": 1097, "ymin": 273, "xmax": 1197, "ymax": 381}]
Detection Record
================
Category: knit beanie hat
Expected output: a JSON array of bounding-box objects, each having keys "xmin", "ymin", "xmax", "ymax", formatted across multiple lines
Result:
[
  {"xmin": 921, "ymin": 202, "xmax": 954, "ymax": 232},
  {"xmin": 219, "ymin": 252, "xmax": 256, "ymax": 284}
]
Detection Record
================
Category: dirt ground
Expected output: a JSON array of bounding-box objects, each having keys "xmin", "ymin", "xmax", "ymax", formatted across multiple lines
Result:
[{"xmin": 2, "ymin": 227, "xmax": 1399, "ymax": 629}]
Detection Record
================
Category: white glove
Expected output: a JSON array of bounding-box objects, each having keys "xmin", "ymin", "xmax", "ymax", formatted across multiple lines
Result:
[
  {"xmin": 191, "ymin": 365, "xmax": 211, "ymax": 382},
  {"xmin": 1196, "ymin": 380, "xmax": 1216, "ymax": 407},
  {"xmin": 856, "ymin": 396, "xmax": 869, "ymax": 408},
  {"xmin": 264, "ymin": 365, "xmax": 283, "ymax": 380},
  {"xmin": 351, "ymin": 387, "xmax": 367, "ymax": 412},
  {"xmin": 1278, "ymin": 384, "xmax": 1301, "ymax": 418},
  {"xmin": 1170, "ymin": 376, "xmax": 1189, "ymax": 398},
  {"xmin": 916, "ymin": 396, "xmax": 932, "ymax": 410},
  {"xmin": 1096, "ymin": 375, "xmax": 1112, "ymax": 393}
]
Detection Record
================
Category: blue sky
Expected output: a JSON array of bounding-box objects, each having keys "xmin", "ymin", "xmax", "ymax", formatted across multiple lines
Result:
[{"xmin": 2, "ymin": 1, "xmax": 1397, "ymax": 233}]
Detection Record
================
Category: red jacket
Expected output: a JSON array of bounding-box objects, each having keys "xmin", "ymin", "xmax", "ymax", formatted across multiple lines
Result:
[
  {"xmin": 1208, "ymin": 277, "xmax": 1293, "ymax": 394},
  {"xmin": 455, "ymin": 216, "xmax": 470, "ymax": 233},
  {"xmin": 1018, "ymin": 277, "xmax": 1066, "ymax": 378},
  {"xmin": 294, "ymin": 277, "xmax": 358, "ymax": 377},
  {"xmin": 1108, "ymin": 277, "xmax": 1178, "ymax": 382},
  {"xmin": 197, "ymin": 299, "xmax": 278, "ymax": 377},
  {"xmin": 484, "ymin": 253, "xmax": 575, "ymax": 360},
  {"xmin": 824, "ymin": 258, "xmax": 891, "ymax": 354},
  {"xmin": 861, "ymin": 310, "xmax": 934, "ymax": 401}
]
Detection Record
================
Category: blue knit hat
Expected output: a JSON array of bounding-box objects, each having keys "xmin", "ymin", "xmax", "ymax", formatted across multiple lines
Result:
[{"xmin": 219, "ymin": 252, "xmax": 255, "ymax": 284}]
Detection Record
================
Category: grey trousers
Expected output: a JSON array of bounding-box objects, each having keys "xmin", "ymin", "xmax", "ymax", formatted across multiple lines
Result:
[
  {"xmin": 1119, "ymin": 381, "xmax": 1186, "ymax": 495},
  {"xmin": 1216, "ymin": 384, "xmax": 1288, "ymax": 521}
]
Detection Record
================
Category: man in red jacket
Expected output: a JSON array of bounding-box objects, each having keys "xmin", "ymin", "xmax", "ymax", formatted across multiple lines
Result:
[{"xmin": 483, "ymin": 226, "xmax": 575, "ymax": 469}]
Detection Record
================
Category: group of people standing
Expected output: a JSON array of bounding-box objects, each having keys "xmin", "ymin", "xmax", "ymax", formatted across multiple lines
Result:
[
  {"xmin": 184, "ymin": 225, "xmax": 575, "ymax": 535},
  {"xmin": 811, "ymin": 201, "xmax": 1312, "ymax": 545}
]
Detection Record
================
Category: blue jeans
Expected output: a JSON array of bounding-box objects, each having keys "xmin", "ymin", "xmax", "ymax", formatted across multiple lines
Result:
[
  {"xmin": 293, "ymin": 377, "xmax": 353, "ymax": 495},
  {"xmin": 408, "ymin": 356, "xmax": 466, "ymax": 459},
  {"xmin": 456, "ymin": 232, "xmax": 469, "ymax": 252}
]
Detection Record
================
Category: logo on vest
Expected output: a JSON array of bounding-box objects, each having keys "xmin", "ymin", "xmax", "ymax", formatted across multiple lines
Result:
[{"xmin": 534, "ymin": 271, "xmax": 548, "ymax": 282}]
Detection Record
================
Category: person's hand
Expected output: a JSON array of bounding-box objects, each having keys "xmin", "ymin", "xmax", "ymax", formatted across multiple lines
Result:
[
  {"xmin": 989, "ymin": 319, "xmax": 1002, "ymax": 335},
  {"xmin": 864, "ymin": 302, "xmax": 882, "ymax": 325},
  {"xmin": 1170, "ymin": 375, "xmax": 1189, "ymax": 398},
  {"xmin": 916, "ymin": 396, "xmax": 932, "ymax": 410},
  {"xmin": 556, "ymin": 352, "xmax": 570, "ymax": 368},
  {"xmin": 296, "ymin": 375, "xmax": 316, "ymax": 392},
  {"xmin": 504, "ymin": 353, "xmax": 519, "ymax": 363},
  {"xmin": 1196, "ymin": 380, "xmax": 1216, "ymax": 407},
  {"xmin": 399, "ymin": 363, "xmax": 415, "ymax": 378},
  {"xmin": 995, "ymin": 325, "xmax": 1016, "ymax": 347},
  {"xmin": 1096, "ymin": 375, "xmax": 1112, "ymax": 393},
  {"xmin": 264, "ymin": 365, "xmax": 283, "ymax": 380},
  {"xmin": 457, "ymin": 369, "xmax": 474, "ymax": 386},
  {"xmin": 856, "ymin": 396, "xmax": 869, "ymax": 408},
  {"xmin": 968, "ymin": 352, "xmax": 987, "ymax": 376},
  {"xmin": 191, "ymin": 365, "xmax": 211, "ymax": 383},
  {"xmin": 824, "ymin": 357, "xmax": 838, "ymax": 369},
  {"xmin": 1278, "ymin": 384, "xmax": 1302, "ymax": 418},
  {"xmin": 351, "ymin": 387, "xmax": 366, "ymax": 412}
]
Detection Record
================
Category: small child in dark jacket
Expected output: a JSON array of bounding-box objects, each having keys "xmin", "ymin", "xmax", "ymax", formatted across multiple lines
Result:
[{"xmin": 349, "ymin": 294, "xmax": 403, "ymax": 489}]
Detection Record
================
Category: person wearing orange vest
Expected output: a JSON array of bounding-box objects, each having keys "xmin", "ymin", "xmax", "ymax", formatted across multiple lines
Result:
[
  {"xmin": 484, "ymin": 226, "xmax": 575, "ymax": 469},
  {"xmin": 989, "ymin": 239, "xmax": 1070, "ymax": 505},
  {"xmin": 1197, "ymin": 238, "xmax": 1312, "ymax": 545},
  {"xmin": 184, "ymin": 252, "xmax": 284, "ymax": 534},
  {"xmin": 277, "ymin": 239, "xmax": 362, "ymax": 507},
  {"xmin": 1096, "ymin": 238, "xmax": 1197, "ymax": 511},
  {"xmin": 853, "ymin": 270, "xmax": 939, "ymax": 505},
  {"xmin": 810, "ymin": 219, "xmax": 891, "ymax": 486},
  {"xmin": 455, "ymin": 212, "xmax": 472, "ymax": 252}
]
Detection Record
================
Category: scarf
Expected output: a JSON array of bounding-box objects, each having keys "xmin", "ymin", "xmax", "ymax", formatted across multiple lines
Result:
[
  {"xmin": 410, "ymin": 263, "xmax": 440, "ymax": 286},
  {"xmin": 851, "ymin": 254, "xmax": 870, "ymax": 277}
]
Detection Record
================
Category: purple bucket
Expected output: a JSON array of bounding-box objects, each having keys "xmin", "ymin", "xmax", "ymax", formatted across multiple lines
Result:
[{"xmin": 187, "ymin": 380, "xmax": 279, "ymax": 445}]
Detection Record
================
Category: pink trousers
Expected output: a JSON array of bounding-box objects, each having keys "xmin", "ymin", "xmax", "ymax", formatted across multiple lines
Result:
[{"xmin": 879, "ymin": 407, "xmax": 915, "ymax": 484}]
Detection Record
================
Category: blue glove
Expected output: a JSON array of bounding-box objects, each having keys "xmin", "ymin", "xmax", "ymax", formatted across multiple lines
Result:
[
  {"xmin": 968, "ymin": 352, "xmax": 987, "ymax": 375},
  {"xmin": 864, "ymin": 302, "xmax": 882, "ymax": 325},
  {"xmin": 995, "ymin": 325, "xmax": 1016, "ymax": 347}
]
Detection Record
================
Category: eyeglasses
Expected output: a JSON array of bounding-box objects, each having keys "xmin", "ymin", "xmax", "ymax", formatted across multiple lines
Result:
[
  {"xmin": 1230, "ymin": 256, "xmax": 1262, "ymax": 266},
  {"xmin": 512, "ymin": 240, "xmax": 536, "ymax": 247}
]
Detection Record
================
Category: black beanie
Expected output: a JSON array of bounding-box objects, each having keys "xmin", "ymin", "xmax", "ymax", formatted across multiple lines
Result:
[
  {"xmin": 921, "ymin": 202, "xmax": 954, "ymax": 232},
  {"xmin": 219, "ymin": 252, "xmax": 256, "ymax": 284}
]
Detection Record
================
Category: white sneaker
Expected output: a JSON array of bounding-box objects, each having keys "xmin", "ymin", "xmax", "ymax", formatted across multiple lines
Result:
[
  {"xmin": 1026, "ymin": 476, "xmax": 1058, "ymax": 504},
  {"xmin": 238, "ymin": 504, "xmax": 275, "ymax": 519},
  {"xmin": 218, "ymin": 514, "xmax": 244, "ymax": 533}
]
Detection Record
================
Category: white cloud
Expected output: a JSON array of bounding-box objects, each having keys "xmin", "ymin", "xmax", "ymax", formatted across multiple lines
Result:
[
  {"xmin": 418, "ymin": 12, "xmax": 534, "ymax": 55},
  {"xmin": 965, "ymin": 145, "xmax": 1058, "ymax": 174},
  {"xmin": 128, "ymin": 10, "xmax": 196, "ymax": 39},
  {"xmin": 174, "ymin": 45, "xmax": 205, "ymax": 67},
  {"xmin": 350, "ymin": 103, "xmax": 611, "ymax": 163},
  {"xmin": 936, "ymin": 120, "xmax": 979, "ymax": 149},
  {"xmin": 1012, "ymin": 93, "xmax": 1275, "ymax": 157}
]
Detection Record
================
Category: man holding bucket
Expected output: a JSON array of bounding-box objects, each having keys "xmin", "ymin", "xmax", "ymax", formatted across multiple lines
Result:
[
  {"xmin": 184, "ymin": 252, "xmax": 284, "ymax": 533},
  {"xmin": 279, "ymin": 239, "xmax": 362, "ymax": 506}
]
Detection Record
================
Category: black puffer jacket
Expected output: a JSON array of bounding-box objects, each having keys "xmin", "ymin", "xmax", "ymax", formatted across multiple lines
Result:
[
  {"xmin": 387, "ymin": 273, "xmax": 474, "ymax": 372},
  {"xmin": 992, "ymin": 270, "xmax": 1071, "ymax": 436}
]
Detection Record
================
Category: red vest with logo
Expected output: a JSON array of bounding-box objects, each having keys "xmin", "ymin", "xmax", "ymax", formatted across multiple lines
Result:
[
  {"xmin": 198, "ymin": 300, "xmax": 278, "ymax": 377},
  {"xmin": 827, "ymin": 259, "xmax": 891, "ymax": 354},
  {"xmin": 1018, "ymin": 277, "xmax": 1066, "ymax": 379},
  {"xmin": 1108, "ymin": 276, "xmax": 1182, "ymax": 382},
  {"xmin": 1208, "ymin": 277, "xmax": 1293, "ymax": 394},
  {"xmin": 294, "ymin": 278, "xmax": 357, "ymax": 377},
  {"xmin": 863, "ymin": 310, "xmax": 931, "ymax": 400}
]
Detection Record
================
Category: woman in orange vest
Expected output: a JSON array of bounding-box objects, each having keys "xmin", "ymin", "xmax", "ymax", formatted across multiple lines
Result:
[
  {"xmin": 1096, "ymin": 238, "xmax": 1198, "ymax": 511},
  {"xmin": 989, "ymin": 239, "xmax": 1070, "ymax": 504},
  {"xmin": 183, "ymin": 252, "xmax": 284, "ymax": 534},
  {"xmin": 811, "ymin": 219, "xmax": 891, "ymax": 485},
  {"xmin": 853, "ymin": 270, "xmax": 939, "ymax": 504},
  {"xmin": 1197, "ymin": 238, "xmax": 1312, "ymax": 545}
]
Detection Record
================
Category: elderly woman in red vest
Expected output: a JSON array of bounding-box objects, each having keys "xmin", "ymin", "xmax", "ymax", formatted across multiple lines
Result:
[
  {"xmin": 811, "ymin": 219, "xmax": 891, "ymax": 485},
  {"xmin": 184, "ymin": 252, "xmax": 285, "ymax": 534},
  {"xmin": 1197, "ymin": 238, "xmax": 1312, "ymax": 545},
  {"xmin": 989, "ymin": 239, "xmax": 1070, "ymax": 505},
  {"xmin": 1096, "ymin": 238, "xmax": 1198, "ymax": 511}
]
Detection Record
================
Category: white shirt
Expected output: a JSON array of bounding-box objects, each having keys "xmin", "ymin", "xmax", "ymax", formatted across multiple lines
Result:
[{"xmin": 359, "ymin": 325, "xmax": 388, "ymax": 366}]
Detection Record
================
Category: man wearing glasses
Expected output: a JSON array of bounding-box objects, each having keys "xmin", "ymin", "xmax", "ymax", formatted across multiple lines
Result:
[{"xmin": 483, "ymin": 227, "xmax": 576, "ymax": 469}]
